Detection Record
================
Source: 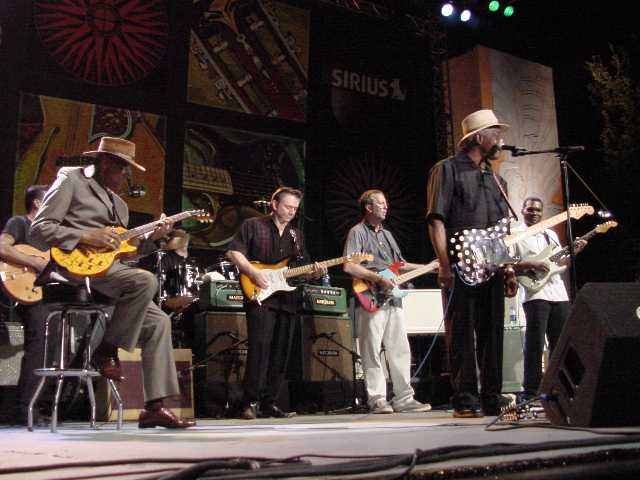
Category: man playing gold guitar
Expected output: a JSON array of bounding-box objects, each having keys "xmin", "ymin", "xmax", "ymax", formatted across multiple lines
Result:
[
  {"xmin": 226, "ymin": 186, "xmax": 326, "ymax": 420},
  {"xmin": 512, "ymin": 197, "xmax": 587, "ymax": 402},
  {"xmin": 0, "ymin": 184, "xmax": 50, "ymax": 425},
  {"xmin": 30, "ymin": 137, "xmax": 195, "ymax": 429}
]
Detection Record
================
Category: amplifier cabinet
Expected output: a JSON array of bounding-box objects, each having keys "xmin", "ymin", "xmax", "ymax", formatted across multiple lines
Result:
[
  {"xmin": 300, "ymin": 285, "xmax": 347, "ymax": 315},
  {"xmin": 0, "ymin": 322, "xmax": 24, "ymax": 386},
  {"xmin": 402, "ymin": 289, "xmax": 444, "ymax": 334},
  {"xmin": 301, "ymin": 314, "xmax": 353, "ymax": 382},
  {"xmin": 96, "ymin": 348, "xmax": 194, "ymax": 421},
  {"xmin": 199, "ymin": 281, "xmax": 244, "ymax": 310}
]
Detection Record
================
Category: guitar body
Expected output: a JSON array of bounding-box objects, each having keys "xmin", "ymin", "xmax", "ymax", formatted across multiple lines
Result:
[
  {"xmin": 51, "ymin": 226, "xmax": 137, "ymax": 277},
  {"xmin": 0, "ymin": 244, "xmax": 50, "ymax": 304},
  {"xmin": 449, "ymin": 218, "xmax": 515, "ymax": 286},
  {"xmin": 517, "ymin": 245, "xmax": 567, "ymax": 293},
  {"xmin": 239, "ymin": 259, "xmax": 297, "ymax": 303},
  {"xmin": 353, "ymin": 262, "xmax": 405, "ymax": 313}
]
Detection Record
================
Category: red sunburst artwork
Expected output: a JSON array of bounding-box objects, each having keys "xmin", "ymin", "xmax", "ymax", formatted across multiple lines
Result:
[{"xmin": 34, "ymin": 0, "xmax": 169, "ymax": 86}]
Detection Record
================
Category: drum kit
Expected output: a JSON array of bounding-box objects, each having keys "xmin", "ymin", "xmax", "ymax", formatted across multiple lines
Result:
[{"xmin": 156, "ymin": 253, "xmax": 239, "ymax": 313}]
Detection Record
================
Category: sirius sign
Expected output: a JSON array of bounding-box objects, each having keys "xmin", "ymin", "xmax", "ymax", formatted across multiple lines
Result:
[{"xmin": 331, "ymin": 68, "xmax": 406, "ymax": 101}]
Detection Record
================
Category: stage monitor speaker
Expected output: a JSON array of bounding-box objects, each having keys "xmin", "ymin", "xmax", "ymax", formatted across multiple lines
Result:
[
  {"xmin": 302, "ymin": 314, "xmax": 353, "ymax": 382},
  {"xmin": 540, "ymin": 283, "xmax": 640, "ymax": 427}
]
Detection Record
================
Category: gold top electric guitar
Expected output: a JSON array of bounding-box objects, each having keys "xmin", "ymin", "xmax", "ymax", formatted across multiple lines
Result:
[{"xmin": 51, "ymin": 210, "xmax": 211, "ymax": 277}]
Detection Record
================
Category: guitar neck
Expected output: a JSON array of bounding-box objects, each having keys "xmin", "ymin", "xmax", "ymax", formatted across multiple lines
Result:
[
  {"xmin": 283, "ymin": 257, "xmax": 348, "ymax": 279},
  {"xmin": 548, "ymin": 227, "xmax": 599, "ymax": 262},
  {"xmin": 504, "ymin": 211, "xmax": 572, "ymax": 247},
  {"xmin": 394, "ymin": 260, "xmax": 439, "ymax": 285},
  {"xmin": 119, "ymin": 211, "xmax": 195, "ymax": 242}
]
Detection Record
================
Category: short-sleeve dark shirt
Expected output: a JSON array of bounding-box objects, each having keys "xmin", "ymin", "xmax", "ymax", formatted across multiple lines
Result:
[
  {"xmin": 426, "ymin": 151, "xmax": 510, "ymax": 234},
  {"xmin": 227, "ymin": 215, "xmax": 309, "ymax": 312},
  {"xmin": 2, "ymin": 215, "xmax": 40, "ymax": 248}
]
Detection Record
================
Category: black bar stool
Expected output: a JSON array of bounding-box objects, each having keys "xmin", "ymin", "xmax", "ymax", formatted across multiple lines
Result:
[{"xmin": 28, "ymin": 283, "xmax": 123, "ymax": 432}]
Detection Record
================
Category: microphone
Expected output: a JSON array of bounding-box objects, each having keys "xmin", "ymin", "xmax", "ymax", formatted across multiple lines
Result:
[
  {"xmin": 501, "ymin": 145, "xmax": 585, "ymax": 156},
  {"xmin": 126, "ymin": 176, "xmax": 146, "ymax": 198},
  {"xmin": 500, "ymin": 145, "xmax": 528, "ymax": 156}
]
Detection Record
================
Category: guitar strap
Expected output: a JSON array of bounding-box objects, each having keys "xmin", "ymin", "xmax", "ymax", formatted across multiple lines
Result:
[
  {"xmin": 290, "ymin": 228, "xmax": 304, "ymax": 262},
  {"xmin": 491, "ymin": 168, "xmax": 519, "ymax": 222}
]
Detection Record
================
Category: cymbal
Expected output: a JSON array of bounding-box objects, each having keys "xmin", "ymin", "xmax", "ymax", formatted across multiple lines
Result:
[{"xmin": 161, "ymin": 236, "xmax": 189, "ymax": 251}]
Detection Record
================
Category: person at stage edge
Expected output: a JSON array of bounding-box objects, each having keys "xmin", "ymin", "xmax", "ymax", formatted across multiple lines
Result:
[
  {"xmin": 0, "ymin": 185, "xmax": 50, "ymax": 425},
  {"xmin": 30, "ymin": 136, "xmax": 196, "ymax": 429},
  {"xmin": 226, "ymin": 186, "xmax": 326, "ymax": 420},
  {"xmin": 426, "ymin": 109, "xmax": 518, "ymax": 418},
  {"xmin": 512, "ymin": 197, "xmax": 587, "ymax": 401},
  {"xmin": 343, "ymin": 189, "xmax": 432, "ymax": 414}
]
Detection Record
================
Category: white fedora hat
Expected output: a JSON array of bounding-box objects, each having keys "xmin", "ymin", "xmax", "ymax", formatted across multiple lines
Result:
[
  {"xmin": 83, "ymin": 136, "xmax": 146, "ymax": 172},
  {"xmin": 458, "ymin": 109, "xmax": 509, "ymax": 146}
]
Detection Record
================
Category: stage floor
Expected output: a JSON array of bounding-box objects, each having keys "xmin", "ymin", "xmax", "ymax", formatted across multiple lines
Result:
[{"xmin": 2, "ymin": 407, "xmax": 640, "ymax": 479}]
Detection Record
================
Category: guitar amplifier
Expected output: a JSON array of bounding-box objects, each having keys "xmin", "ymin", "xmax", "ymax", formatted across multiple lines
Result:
[
  {"xmin": 300, "ymin": 285, "xmax": 347, "ymax": 315},
  {"xmin": 199, "ymin": 281, "xmax": 244, "ymax": 310}
]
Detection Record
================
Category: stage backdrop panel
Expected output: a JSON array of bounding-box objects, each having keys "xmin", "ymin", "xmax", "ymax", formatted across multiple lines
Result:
[
  {"xmin": 182, "ymin": 123, "xmax": 305, "ymax": 250},
  {"xmin": 14, "ymin": 93, "xmax": 167, "ymax": 219},
  {"xmin": 447, "ymin": 46, "xmax": 563, "ymax": 232},
  {"xmin": 187, "ymin": 0, "xmax": 310, "ymax": 122}
]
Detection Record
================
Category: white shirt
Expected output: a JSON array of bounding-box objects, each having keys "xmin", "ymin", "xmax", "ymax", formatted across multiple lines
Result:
[{"xmin": 515, "ymin": 228, "xmax": 569, "ymax": 303}]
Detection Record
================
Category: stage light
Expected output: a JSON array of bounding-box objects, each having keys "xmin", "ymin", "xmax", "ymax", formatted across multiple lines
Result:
[
  {"xmin": 503, "ymin": 4, "xmax": 514, "ymax": 16},
  {"xmin": 441, "ymin": 2, "xmax": 454, "ymax": 17},
  {"xmin": 488, "ymin": 1, "xmax": 500, "ymax": 12},
  {"xmin": 460, "ymin": 8, "xmax": 471, "ymax": 21}
]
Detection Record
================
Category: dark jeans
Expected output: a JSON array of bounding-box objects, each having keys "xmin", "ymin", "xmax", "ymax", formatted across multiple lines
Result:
[
  {"xmin": 445, "ymin": 273, "xmax": 505, "ymax": 409},
  {"xmin": 522, "ymin": 299, "xmax": 569, "ymax": 395},
  {"xmin": 243, "ymin": 303, "xmax": 296, "ymax": 407}
]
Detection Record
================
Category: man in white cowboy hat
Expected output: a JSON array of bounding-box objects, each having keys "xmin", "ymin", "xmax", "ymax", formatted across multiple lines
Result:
[
  {"xmin": 31, "ymin": 136, "xmax": 196, "ymax": 428},
  {"xmin": 426, "ymin": 109, "xmax": 518, "ymax": 418}
]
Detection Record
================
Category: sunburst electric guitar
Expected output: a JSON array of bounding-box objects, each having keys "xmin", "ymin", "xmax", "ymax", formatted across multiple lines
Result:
[
  {"xmin": 353, "ymin": 259, "xmax": 440, "ymax": 312},
  {"xmin": 449, "ymin": 204, "xmax": 594, "ymax": 286},
  {"xmin": 51, "ymin": 210, "xmax": 212, "ymax": 277},
  {"xmin": 240, "ymin": 253, "xmax": 373, "ymax": 304},
  {"xmin": 518, "ymin": 220, "xmax": 617, "ymax": 293},
  {"xmin": 0, "ymin": 244, "xmax": 50, "ymax": 304}
]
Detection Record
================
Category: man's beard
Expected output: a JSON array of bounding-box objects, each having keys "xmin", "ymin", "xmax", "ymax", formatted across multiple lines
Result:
[{"xmin": 486, "ymin": 144, "xmax": 501, "ymax": 160}]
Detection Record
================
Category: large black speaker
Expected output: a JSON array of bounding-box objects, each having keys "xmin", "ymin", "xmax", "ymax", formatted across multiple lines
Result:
[{"xmin": 540, "ymin": 283, "xmax": 640, "ymax": 427}]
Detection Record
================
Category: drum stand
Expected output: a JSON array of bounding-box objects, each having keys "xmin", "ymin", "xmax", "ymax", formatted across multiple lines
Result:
[{"xmin": 155, "ymin": 250, "xmax": 166, "ymax": 309}]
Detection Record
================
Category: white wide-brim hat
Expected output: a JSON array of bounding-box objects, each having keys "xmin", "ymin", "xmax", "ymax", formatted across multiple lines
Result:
[
  {"xmin": 458, "ymin": 109, "xmax": 509, "ymax": 146},
  {"xmin": 83, "ymin": 136, "xmax": 146, "ymax": 172}
]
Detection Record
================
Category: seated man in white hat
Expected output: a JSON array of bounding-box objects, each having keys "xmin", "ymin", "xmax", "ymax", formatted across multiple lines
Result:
[
  {"xmin": 426, "ymin": 110, "xmax": 518, "ymax": 418},
  {"xmin": 31, "ymin": 136, "xmax": 196, "ymax": 429}
]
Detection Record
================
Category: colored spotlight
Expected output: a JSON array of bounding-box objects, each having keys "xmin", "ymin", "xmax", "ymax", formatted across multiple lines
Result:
[
  {"xmin": 460, "ymin": 9, "xmax": 471, "ymax": 22},
  {"xmin": 503, "ymin": 5, "xmax": 514, "ymax": 16},
  {"xmin": 488, "ymin": 1, "xmax": 500, "ymax": 12}
]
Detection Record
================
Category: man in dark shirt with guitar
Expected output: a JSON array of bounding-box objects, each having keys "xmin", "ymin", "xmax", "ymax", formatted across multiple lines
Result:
[
  {"xmin": 30, "ymin": 137, "xmax": 195, "ymax": 429},
  {"xmin": 227, "ymin": 186, "xmax": 326, "ymax": 419},
  {"xmin": 343, "ymin": 189, "xmax": 432, "ymax": 414},
  {"xmin": 0, "ymin": 185, "xmax": 50, "ymax": 424},
  {"xmin": 427, "ymin": 110, "xmax": 518, "ymax": 418}
]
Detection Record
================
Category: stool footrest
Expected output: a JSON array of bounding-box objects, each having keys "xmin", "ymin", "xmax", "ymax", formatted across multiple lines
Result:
[{"xmin": 34, "ymin": 368, "xmax": 102, "ymax": 378}]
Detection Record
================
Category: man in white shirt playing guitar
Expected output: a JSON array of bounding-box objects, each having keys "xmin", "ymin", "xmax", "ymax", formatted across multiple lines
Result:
[{"xmin": 513, "ymin": 197, "xmax": 587, "ymax": 401}]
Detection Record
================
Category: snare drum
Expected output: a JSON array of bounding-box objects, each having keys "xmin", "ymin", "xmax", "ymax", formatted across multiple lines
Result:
[
  {"xmin": 161, "ymin": 259, "xmax": 201, "ymax": 311},
  {"xmin": 206, "ymin": 260, "xmax": 239, "ymax": 281}
]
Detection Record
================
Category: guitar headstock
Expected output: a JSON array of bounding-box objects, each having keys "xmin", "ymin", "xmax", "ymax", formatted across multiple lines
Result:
[
  {"xmin": 596, "ymin": 220, "xmax": 618, "ymax": 233},
  {"xmin": 189, "ymin": 209, "xmax": 213, "ymax": 223},
  {"xmin": 568, "ymin": 204, "xmax": 594, "ymax": 220},
  {"xmin": 347, "ymin": 253, "xmax": 374, "ymax": 265}
]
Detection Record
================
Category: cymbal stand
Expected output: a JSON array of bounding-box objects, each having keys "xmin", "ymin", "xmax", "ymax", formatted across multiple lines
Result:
[{"xmin": 155, "ymin": 250, "xmax": 166, "ymax": 308}]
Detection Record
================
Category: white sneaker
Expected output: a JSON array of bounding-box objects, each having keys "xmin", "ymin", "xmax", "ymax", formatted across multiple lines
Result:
[
  {"xmin": 370, "ymin": 398, "xmax": 393, "ymax": 414},
  {"xmin": 393, "ymin": 398, "xmax": 432, "ymax": 413}
]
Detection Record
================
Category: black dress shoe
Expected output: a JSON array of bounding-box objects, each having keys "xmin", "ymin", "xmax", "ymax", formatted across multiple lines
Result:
[
  {"xmin": 240, "ymin": 403, "xmax": 257, "ymax": 420},
  {"xmin": 258, "ymin": 404, "xmax": 296, "ymax": 419}
]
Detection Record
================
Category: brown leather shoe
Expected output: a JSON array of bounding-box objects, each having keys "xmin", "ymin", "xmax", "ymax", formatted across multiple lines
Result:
[
  {"xmin": 92, "ymin": 350, "xmax": 125, "ymax": 382},
  {"xmin": 138, "ymin": 407, "xmax": 196, "ymax": 429}
]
